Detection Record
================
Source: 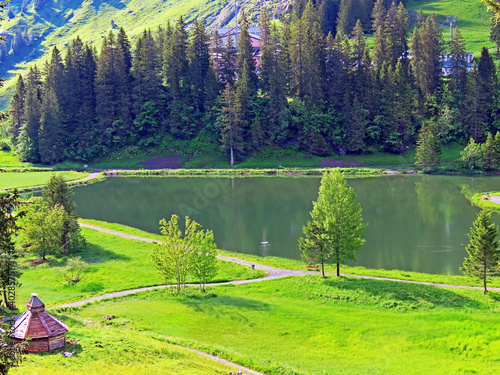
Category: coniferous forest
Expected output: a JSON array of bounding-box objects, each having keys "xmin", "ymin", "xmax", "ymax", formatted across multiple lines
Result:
[{"xmin": 5, "ymin": 0, "xmax": 500, "ymax": 165}]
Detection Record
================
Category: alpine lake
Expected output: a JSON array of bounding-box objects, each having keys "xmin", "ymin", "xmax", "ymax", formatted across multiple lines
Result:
[{"xmin": 72, "ymin": 174, "xmax": 500, "ymax": 275}]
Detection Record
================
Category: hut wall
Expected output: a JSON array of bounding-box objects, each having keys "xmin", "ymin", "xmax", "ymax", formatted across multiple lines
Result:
[
  {"xmin": 12, "ymin": 338, "xmax": 50, "ymax": 353},
  {"xmin": 48, "ymin": 334, "xmax": 66, "ymax": 350}
]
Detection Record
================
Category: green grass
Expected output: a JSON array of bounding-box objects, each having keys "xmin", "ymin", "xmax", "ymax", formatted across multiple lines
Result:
[
  {"xmin": 92, "ymin": 143, "xmax": 464, "ymax": 170},
  {"xmin": 0, "ymin": 171, "xmax": 88, "ymax": 191},
  {"xmin": 470, "ymin": 191, "xmax": 500, "ymax": 211},
  {"xmin": 11, "ymin": 322, "xmax": 236, "ymax": 374},
  {"xmin": 406, "ymin": 0, "xmax": 493, "ymax": 53},
  {"xmin": 45, "ymin": 276, "xmax": 500, "ymax": 375},
  {"xmin": 16, "ymin": 226, "xmax": 264, "ymax": 307},
  {"xmin": 0, "ymin": 150, "xmax": 33, "ymax": 167},
  {"xmin": 81, "ymin": 219, "xmax": 500, "ymax": 289}
]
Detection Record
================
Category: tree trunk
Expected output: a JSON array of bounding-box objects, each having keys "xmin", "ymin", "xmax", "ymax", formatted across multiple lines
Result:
[
  {"xmin": 321, "ymin": 258, "xmax": 325, "ymax": 278},
  {"xmin": 3, "ymin": 288, "xmax": 10, "ymax": 310},
  {"xmin": 336, "ymin": 249, "xmax": 340, "ymax": 277},
  {"xmin": 484, "ymin": 260, "xmax": 487, "ymax": 295},
  {"xmin": 230, "ymin": 145, "xmax": 234, "ymax": 166}
]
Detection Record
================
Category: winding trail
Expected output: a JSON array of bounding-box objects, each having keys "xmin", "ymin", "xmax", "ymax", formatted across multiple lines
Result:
[
  {"xmin": 76, "ymin": 222, "xmax": 500, "ymax": 298},
  {"xmin": 61, "ymin": 222, "xmax": 500, "ymax": 374}
]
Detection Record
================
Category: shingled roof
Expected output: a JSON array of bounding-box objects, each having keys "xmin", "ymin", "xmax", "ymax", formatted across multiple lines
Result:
[{"xmin": 13, "ymin": 293, "xmax": 68, "ymax": 340}]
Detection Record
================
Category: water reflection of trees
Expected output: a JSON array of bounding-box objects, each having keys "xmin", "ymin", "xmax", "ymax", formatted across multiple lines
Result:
[{"xmin": 72, "ymin": 176, "xmax": 500, "ymax": 275}]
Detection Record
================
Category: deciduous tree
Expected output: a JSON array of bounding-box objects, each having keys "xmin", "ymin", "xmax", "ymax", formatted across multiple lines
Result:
[{"xmin": 303, "ymin": 169, "xmax": 366, "ymax": 276}]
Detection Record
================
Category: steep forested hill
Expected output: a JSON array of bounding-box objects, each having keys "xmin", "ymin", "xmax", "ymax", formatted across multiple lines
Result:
[{"xmin": 0, "ymin": 0, "xmax": 290, "ymax": 110}]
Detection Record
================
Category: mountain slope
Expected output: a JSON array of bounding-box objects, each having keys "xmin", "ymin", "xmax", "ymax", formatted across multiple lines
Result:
[{"xmin": 0, "ymin": 0, "xmax": 290, "ymax": 110}]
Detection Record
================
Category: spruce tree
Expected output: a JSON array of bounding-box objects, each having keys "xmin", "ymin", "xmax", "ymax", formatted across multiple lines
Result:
[
  {"xmin": 482, "ymin": 132, "xmax": 495, "ymax": 171},
  {"xmin": 188, "ymin": 19, "xmax": 211, "ymax": 114},
  {"xmin": 449, "ymin": 28, "xmax": 467, "ymax": 99},
  {"xmin": 38, "ymin": 88, "xmax": 64, "ymax": 164},
  {"xmin": 461, "ymin": 208, "xmax": 500, "ymax": 294},
  {"xmin": 163, "ymin": 16, "xmax": 192, "ymax": 137},
  {"xmin": 18, "ymin": 66, "xmax": 42, "ymax": 162},
  {"xmin": 463, "ymin": 66, "xmax": 488, "ymax": 142},
  {"xmin": 411, "ymin": 13, "xmax": 443, "ymax": 99},
  {"xmin": 236, "ymin": 11, "xmax": 258, "ymax": 93},
  {"xmin": 9, "ymin": 75, "xmax": 25, "ymax": 143},
  {"xmin": 43, "ymin": 174, "xmax": 82, "ymax": 255},
  {"xmin": 219, "ymin": 83, "xmax": 243, "ymax": 166},
  {"xmin": 301, "ymin": 2, "xmax": 325, "ymax": 108},
  {"xmin": 219, "ymin": 33, "xmax": 237, "ymax": 85},
  {"xmin": 415, "ymin": 121, "xmax": 441, "ymax": 173},
  {"xmin": 132, "ymin": 29, "xmax": 161, "ymax": 114},
  {"xmin": 493, "ymin": 131, "xmax": 500, "ymax": 168}
]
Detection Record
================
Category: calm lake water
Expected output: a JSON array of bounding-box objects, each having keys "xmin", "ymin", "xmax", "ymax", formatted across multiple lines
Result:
[{"xmin": 72, "ymin": 175, "xmax": 500, "ymax": 275}]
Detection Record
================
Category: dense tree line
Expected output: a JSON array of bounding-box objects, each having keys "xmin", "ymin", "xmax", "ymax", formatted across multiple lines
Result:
[{"xmin": 5, "ymin": 1, "xmax": 500, "ymax": 164}]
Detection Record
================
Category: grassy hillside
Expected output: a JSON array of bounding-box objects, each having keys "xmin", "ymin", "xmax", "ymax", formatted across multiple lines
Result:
[
  {"xmin": 0, "ymin": 0, "xmax": 288, "ymax": 110},
  {"xmin": 28, "ymin": 275, "xmax": 500, "ymax": 375},
  {"xmin": 406, "ymin": 0, "xmax": 493, "ymax": 52}
]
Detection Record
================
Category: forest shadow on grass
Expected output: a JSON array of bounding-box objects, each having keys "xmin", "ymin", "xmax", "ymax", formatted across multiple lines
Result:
[
  {"xmin": 180, "ymin": 295, "xmax": 272, "ymax": 323},
  {"xmin": 82, "ymin": 243, "xmax": 131, "ymax": 263},
  {"xmin": 313, "ymin": 276, "xmax": 484, "ymax": 310}
]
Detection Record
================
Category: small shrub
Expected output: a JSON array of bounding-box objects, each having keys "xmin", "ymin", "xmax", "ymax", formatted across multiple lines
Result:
[{"xmin": 56, "ymin": 256, "xmax": 89, "ymax": 284}]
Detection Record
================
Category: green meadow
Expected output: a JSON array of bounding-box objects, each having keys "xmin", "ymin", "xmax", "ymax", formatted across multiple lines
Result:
[
  {"xmin": 11, "ymin": 324, "xmax": 236, "ymax": 375},
  {"xmin": 16, "ymin": 226, "xmax": 264, "ymax": 307},
  {"xmin": 406, "ymin": 0, "xmax": 493, "ymax": 53},
  {"xmin": 17, "ymin": 275, "xmax": 500, "ymax": 375},
  {"xmin": 0, "ymin": 171, "xmax": 88, "ymax": 191}
]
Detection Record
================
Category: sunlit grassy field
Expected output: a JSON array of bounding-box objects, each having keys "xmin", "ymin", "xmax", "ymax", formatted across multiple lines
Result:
[
  {"xmin": 0, "ymin": 171, "xmax": 88, "ymax": 190},
  {"xmin": 16, "ymin": 226, "xmax": 264, "ymax": 307},
  {"xmin": 406, "ymin": 0, "xmax": 493, "ymax": 53},
  {"xmin": 32, "ymin": 275, "xmax": 500, "ymax": 375},
  {"xmin": 11, "ymin": 323, "xmax": 236, "ymax": 375}
]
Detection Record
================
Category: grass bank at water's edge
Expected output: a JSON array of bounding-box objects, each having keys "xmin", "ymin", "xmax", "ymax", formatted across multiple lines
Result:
[{"xmin": 78, "ymin": 219, "xmax": 500, "ymax": 289}]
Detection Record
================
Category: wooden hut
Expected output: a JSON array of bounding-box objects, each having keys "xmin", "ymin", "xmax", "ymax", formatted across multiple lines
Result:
[{"xmin": 11, "ymin": 293, "xmax": 68, "ymax": 352}]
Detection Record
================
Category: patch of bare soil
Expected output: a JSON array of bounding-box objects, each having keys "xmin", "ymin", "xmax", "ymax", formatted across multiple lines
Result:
[
  {"xmin": 23, "ymin": 258, "xmax": 50, "ymax": 267},
  {"xmin": 320, "ymin": 159, "xmax": 361, "ymax": 167},
  {"xmin": 138, "ymin": 156, "xmax": 184, "ymax": 169}
]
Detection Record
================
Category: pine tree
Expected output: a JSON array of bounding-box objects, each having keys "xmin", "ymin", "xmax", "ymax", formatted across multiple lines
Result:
[
  {"xmin": 38, "ymin": 88, "xmax": 64, "ymax": 164},
  {"xmin": 415, "ymin": 121, "xmax": 441, "ymax": 173},
  {"xmin": 63, "ymin": 37, "xmax": 97, "ymax": 159},
  {"xmin": 188, "ymin": 19, "xmax": 211, "ymax": 114},
  {"xmin": 449, "ymin": 28, "xmax": 467, "ymax": 99},
  {"xmin": 43, "ymin": 174, "xmax": 82, "ymax": 255},
  {"xmin": 9, "ymin": 75, "xmax": 25, "ymax": 143},
  {"xmin": 493, "ymin": 131, "xmax": 500, "ymax": 168},
  {"xmin": 236, "ymin": 11, "xmax": 258, "ymax": 93},
  {"xmin": 461, "ymin": 208, "xmax": 500, "ymax": 294},
  {"xmin": 219, "ymin": 32, "xmax": 237, "ymax": 85},
  {"xmin": 18, "ymin": 66, "xmax": 42, "ymax": 162},
  {"xmin": 482, "ymin": 132, "xmax": 495, "ymax": 171},
  {"xmin": 301, "ymin": 2, "xmax": 325, "ymax": 108},
  {"xmin": 132, "ymin": 29, "xmax": 161, "ymax": 114},
  {"xmin": 219, "ymin": 83, "xmax": 243, "ymax": 166},
  {"xmin": 411, "ymin": 13, "xmax": 443, "ymax": 99},
  {"xmin": 463, "ymin": 66, "xmax": 488, "ymax": 142}
]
